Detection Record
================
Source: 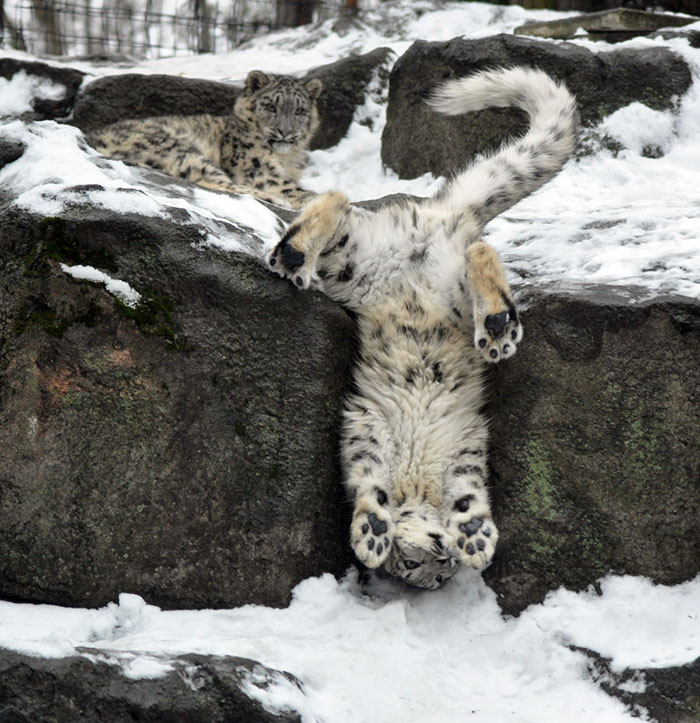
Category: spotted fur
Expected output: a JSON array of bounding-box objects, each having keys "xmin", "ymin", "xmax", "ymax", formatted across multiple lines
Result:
[
  {"xmin": 268, "ymin": 67, "xmax": 577, "ymax": 589},
  {"xmin": 87, "ymin": 70, "xmax": 322, "ymax": 209}
]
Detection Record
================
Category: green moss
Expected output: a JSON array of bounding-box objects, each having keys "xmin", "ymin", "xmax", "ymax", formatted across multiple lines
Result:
[
  {"xmin": 25, "ymin": 217, "xmax": 118, "ymax": 277},
  {"xmin": 14, "ymin": 300, "xmax": 103, "ymax": 339},
  {"xmin": 523, "ymin": 440, "xmax": 559, "ymax": 523},
  {"xmin": 575, "ymin": 512, "xmax": 609, "ymax": 578},
  {"xmin": 115, "ymin": 294, "xmax": 192, "ymax": 352},
  {"xmin": 13, "ymin": 305, "xmax": 69, "ymax": 338},
  {"xmin": 512, "ymin": 439, "xmax": 562, "ymax": 574}
]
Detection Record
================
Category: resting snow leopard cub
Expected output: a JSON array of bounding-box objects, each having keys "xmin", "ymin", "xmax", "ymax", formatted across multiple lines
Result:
[
  {"xmin": 87, "ymin": 70, "xmax": 322, "ymax": 209},
  {"xmin": 268, "ymin": 67, "xmax": 577, "ymax": 589}
]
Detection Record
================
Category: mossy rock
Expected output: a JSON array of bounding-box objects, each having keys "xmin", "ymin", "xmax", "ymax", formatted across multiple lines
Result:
[{"xmin": 483, "ymin": 292, "xmax": 700, "ymax": 614}]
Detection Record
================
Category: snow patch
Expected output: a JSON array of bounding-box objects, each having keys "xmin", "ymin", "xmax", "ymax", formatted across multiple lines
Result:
[
  {"xmin": 0, "ymin": 70, "xmax": 67, "ymax": 116},
  {"xmin": 60, "ymin": 263, "xmax": 142, "ymax": 307}
]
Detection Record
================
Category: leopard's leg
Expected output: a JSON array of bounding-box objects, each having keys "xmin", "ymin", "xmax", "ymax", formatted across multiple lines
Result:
[
  {"xmin": 267, "ymin": 191, "xmax": 350, "ymax": 289},
  {"xmin": 466, "ymin": 241, "xmax": 523, "ymax": 363},
  {"xmin": 196, "ymin": 173, "xmax": 291, "ymax": 207},
  {"xmin": 342, "ymin": 428, "xmax": 395, "ymax": 569},
  {"xmin": 278, "ymin": 185, "xmax": 317, "ymax": 210},
  {"xmin": 442, "ymin": 439, "xmax": 499, "ymax": 569}
]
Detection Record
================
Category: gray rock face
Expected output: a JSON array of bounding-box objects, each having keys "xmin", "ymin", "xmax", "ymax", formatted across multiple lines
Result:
[
  {"xmin": 71, "ymin": 73, "xmax": 241, "ymax": 132},
  {"xmin": 71, "ymin": 48, "xmax": 393, "ymax": 150},
  {"xmin": 381, "ymin": 34, "xmax": 692, "ymax": 179},
  {"xmin": 302, "ymin": 47, "xmax": 394, "ymax": 150},
  {"xmin": 0, "ymin": 203, "xmax": 354, "ymax": 610},
  {"xmin": 0, "ymin": 649, "xmax": 301, "ymax": 722},
  {"xmin": 484, "ymin": 292, "xmax": 700, "ymax": 614}
]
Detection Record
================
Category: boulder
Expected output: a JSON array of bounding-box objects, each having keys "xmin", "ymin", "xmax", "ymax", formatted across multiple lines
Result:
[
  {"xmin": 0, "ymin": 201, "xmax": 354, "ymax": 610},
  {"xmin": 0, "ymin": 138, "xmax": 25, "ymax": 171},
  {"xmin": 0, "ymin": 58, "xmax": 85, "ymax": 120},
  {"xmin": 515, "ymin": 8, "xmax": 696, "ymax": 42},
  {"xmin": 580, "ymin": 648, "xmax": 700, "ymax": 723},
  {"xmin": 0, "ymin": 649, "xmax": 301, "ymax": 722},
  {"xmin": 302, "ymin": 47, "xmax": 394, "ymax": 150},
  {"xmin": 381, "ymin": 34, "xmax": 692, "ymax": 179},
  {"xmin": 484, "ymin": 291, "xmax": 700, "ymax": 614},
  {"xmin": 71, "ymin": 73, "xmax": 241, "ymax": 132},
  {"xmin": 71, "ymin": 48, "xmax": 393, "ymax": 150},
  {"xmin": 509, "ymin": 0, "xmax": 700, "ymax": 15}
]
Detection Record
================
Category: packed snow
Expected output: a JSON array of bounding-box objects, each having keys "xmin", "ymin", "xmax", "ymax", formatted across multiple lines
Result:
[
  {"xmin": 1, "ymin": 572, "xmax": 698, "ymax": 721},
  {"xmin": 1, "ymin": 2, "xmax": 699, "ymax": 720}
]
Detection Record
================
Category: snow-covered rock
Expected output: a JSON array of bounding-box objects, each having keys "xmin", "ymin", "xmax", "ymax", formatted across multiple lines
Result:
[
  {"xmin": 382, "ymin": 33, "xmax": 692, "ymax": 179},
  {"xmin": 71, "ymin": 48, "xmax": 393, "ymax": 151}
]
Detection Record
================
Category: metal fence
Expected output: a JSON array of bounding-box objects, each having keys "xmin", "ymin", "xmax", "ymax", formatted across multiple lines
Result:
[{"xmin": 0, "ymin": 0, "xmax": 351, "ymax": 58}]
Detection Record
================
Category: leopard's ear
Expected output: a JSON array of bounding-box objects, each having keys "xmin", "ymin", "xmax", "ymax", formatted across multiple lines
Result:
[
  {"xmin": 246, "ymin": 70, "xmax": 271, "ymax": 95},
  {"xmin": 305, "ymin": 78, "xmax": 323, "ymax": 100}
]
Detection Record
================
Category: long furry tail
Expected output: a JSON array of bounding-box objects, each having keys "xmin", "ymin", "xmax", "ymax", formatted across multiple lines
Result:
[{"xmin": 427, "ymin": 66, "xmax": 578, "ymax": 227}]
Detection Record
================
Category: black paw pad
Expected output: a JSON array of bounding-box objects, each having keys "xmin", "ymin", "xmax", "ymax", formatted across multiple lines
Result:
[
  {"xmin": 376, "ymin": 489, "xmax": 388, "ymax": 505},
  {"xmin": 281, "ymin": 243, "xmax": 305, "ymax": 271},
  {"xmin": 458, "ymin": 517, "xmax": 483, "ymax": 536},
  {"xmin": 454, "ymin": 495, "xmax": 473, "ymax": 513},
  {"xmin": 485, "ymin": 311, "xmax": 508, "ymax": 337},
  {"xmin": 368, "ymin": 512, "xmax": 388, "ymax": 536}
]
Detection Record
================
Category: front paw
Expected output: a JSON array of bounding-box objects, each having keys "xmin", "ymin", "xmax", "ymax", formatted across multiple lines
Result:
[
  {"xmin": 447, "ymin": 511, "xmax": 498, "ymax": 569},
  {"xmin": 266, "ymin": 191, "xmax": 350, "ymax": 290},
  {"xmin": 267, "ymin": 231, "xmax": 314, "ymax": 289},
  {"xmin": 351, "ymin": 499, "xmax": 395, "ymax": 569},
  {"xmin": 474, "ymin": 306, "xmax": 523, "ymax": 364}
]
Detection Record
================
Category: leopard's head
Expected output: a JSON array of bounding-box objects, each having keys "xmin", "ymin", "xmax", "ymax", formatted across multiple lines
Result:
[
  {"xmin": 244, "ymin": 70, "xmax": 323, "ymax": 154},
  {"xmin": 384, "ymin": 503, "xmax": 460, "ymax": 590}
]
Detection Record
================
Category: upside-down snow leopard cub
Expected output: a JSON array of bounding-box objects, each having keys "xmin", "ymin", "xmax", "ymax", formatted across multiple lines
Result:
[
  {"xmin": 87, "ymin": 70, "xmax": 322, "ymax": 209},
  {"xmin": 268, "ymin": 67, "xmax": 577, "ymax": 589}
]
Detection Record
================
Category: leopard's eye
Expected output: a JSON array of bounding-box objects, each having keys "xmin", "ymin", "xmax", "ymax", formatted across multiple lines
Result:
[
  {"xmin": 404, "ymin": 560, "xmax": 420, "ymax": 570},
  {"xmin": 295, "ymin": 106, "xmax": 306, "ymax": 115}
]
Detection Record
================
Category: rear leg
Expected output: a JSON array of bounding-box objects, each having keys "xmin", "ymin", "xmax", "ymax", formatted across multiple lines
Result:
[
  {"xmin": 467, "ymin": 241, "xmax": 523, "ymax": 363},
  {"xmin": 267, "ymin": 191, "xmax": 350, "ymax": 288}
]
